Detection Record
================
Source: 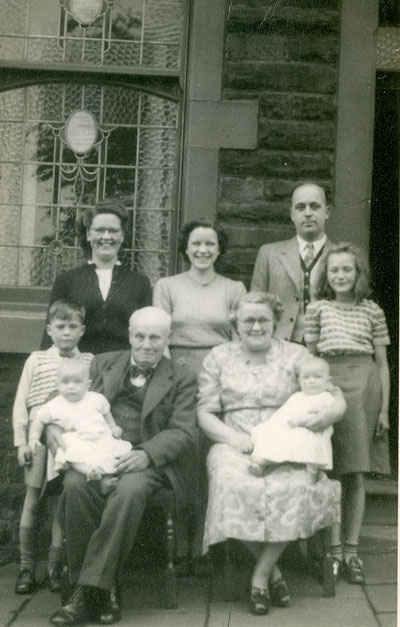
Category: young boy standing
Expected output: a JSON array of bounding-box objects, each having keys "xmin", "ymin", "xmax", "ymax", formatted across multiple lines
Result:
[{"xmin": 13, "ymin": 299, "xmax": 93, "ymax": 594}]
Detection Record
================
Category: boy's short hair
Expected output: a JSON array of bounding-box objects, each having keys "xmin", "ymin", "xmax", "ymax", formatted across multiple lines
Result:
[{"xmin": 48, "ymin": 299, "xmax": 86, "ymax": 324}]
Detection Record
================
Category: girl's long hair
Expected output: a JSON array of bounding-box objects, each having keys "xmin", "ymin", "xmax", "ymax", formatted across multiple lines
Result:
[{"xmin": 314, "ymin": 242, "xmax": 372, "ymax": 303}]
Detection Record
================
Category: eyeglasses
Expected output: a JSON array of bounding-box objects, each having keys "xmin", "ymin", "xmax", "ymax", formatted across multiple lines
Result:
[
  {"xmin": 238, "ymin": 317, "xmax": 273, "ymax": 328},
  {"xmin": 90, "ymin": 227, "xmax": 122, "ymax": 235}
]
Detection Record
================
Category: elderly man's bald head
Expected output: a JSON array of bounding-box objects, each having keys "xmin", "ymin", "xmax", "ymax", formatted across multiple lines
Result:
[
  {"xmin": 129, "ymin": 307, "xmax": 171, "ymax": 367},
  {"xmin": 129, "ymin": 306, "xmax": 171, "ymax": 331}
]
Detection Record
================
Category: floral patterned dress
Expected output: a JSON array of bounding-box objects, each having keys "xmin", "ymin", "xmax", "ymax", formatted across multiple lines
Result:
[{"xmin": 198, "ymin": 339, "xmax": 341, "ymax": 552}]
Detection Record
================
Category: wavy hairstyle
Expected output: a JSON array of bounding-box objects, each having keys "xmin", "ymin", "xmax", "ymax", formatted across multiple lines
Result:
[
  {"xmin": 177, "ymin": 220, "xmax": 228, "ymax": 270},
  {"xmin": 314, "ymin": 242, "xmax": 371, "ymax": 303},
  {"xmin": 77, "ymin": 199, "xmax": 129, "ymax": 256},
  {"xmin": 229, "ymin": 291, "xmax": 283, "ymax": 332}
]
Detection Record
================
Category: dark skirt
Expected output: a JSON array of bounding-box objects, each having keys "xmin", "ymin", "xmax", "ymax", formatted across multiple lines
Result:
[{"xmin": 325, "ymin": 354, "xmax": 390, "ymax": 475}]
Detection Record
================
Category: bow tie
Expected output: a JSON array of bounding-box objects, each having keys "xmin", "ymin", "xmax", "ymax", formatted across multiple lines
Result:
[
  {"xmin": 60, "ymin": 350, "xmax": 75, "ymax": 358},
  {"xmin": 129, "ymin": 365, "xmax": 154, "ymax": 381}
]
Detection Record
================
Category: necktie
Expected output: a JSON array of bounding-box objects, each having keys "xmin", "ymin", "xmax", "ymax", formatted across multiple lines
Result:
[
  {"xmin": 303, "ymin": 243, "xmax": 315, "ymax": 267},
  {"xmin": 59, "ymin": 350, "xmax": 75, "ymax": 358},
  {"xmin": 129, "ymin": 365, "xmax": 154, "ymax": 382}
]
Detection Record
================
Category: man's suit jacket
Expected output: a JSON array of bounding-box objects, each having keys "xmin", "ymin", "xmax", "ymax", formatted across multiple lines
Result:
[
  {"xmin": 251, "ymin": 236, "xmax": 334, "ymax": 342},
  {"xmin": 89, "ymin": 351, "xmax": 198, "ymax": 512},
  {"xmin": 41, "ymin": 264, "xmax": 152, "ymax": 354}
]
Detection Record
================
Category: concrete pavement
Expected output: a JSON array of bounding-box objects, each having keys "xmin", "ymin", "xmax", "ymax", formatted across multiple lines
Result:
[{"xmin": 2, "ymin": 487, "xmax": 397, "ymax": 627}]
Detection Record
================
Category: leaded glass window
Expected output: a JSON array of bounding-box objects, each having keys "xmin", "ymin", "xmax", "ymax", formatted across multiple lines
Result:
[
  {"xmin": 0, "ymin": 82, "xmax": 179, "ymax": 287},
  {"xmin": 0, "ymin": 0, "xmax": 186, "ymax": 291},
  {"xmin": 0, "ymin": 0, "xmax": 183, "ymax": 71}
]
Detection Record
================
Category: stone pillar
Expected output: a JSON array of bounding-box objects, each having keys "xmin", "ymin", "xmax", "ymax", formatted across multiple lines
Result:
[{"xmin": 332, "ymin": 0, "xmax": 379, "ymax": 251}]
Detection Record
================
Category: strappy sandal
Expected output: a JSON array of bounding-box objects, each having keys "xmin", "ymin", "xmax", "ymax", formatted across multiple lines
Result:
[
  {"xmin": 269, "ymin": 577, "xmax": 290, "ymax": 607},
  {"xmin": 250, "ymin": 587, "xmax": 270, "ymax": 615}
]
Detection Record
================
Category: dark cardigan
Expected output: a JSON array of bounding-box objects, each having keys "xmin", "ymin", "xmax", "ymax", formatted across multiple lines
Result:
[{"xmin": 41, "ymin": 264, "xmax": 152, "ymax": 354}]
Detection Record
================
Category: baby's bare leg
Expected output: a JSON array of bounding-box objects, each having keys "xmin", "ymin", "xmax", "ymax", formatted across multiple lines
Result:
[
  {"xmin": 249, "ymin": 457, "xmax": 270, "ymax": 477},
  {"xmin": 71, "ymin": 462, "xmax": 102, "ymax": 481},
  {"xmin": 99, "ymin": 475, "xmax": 119, "ymax": 495}
]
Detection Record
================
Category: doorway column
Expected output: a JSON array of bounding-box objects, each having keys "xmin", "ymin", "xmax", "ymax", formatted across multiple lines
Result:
[
  {"xmin": 182, "ymin": 0, "xmax": 258, "ymax": 224},
  {"xmin": 332, "ymin": 0, "xmax": 379, "ymax": 251}
]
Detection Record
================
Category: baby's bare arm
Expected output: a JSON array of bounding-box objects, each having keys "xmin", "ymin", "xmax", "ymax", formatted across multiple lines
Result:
[{"xmin": 104, "ymin": 410, "xmax": 123, "ymax": 438}]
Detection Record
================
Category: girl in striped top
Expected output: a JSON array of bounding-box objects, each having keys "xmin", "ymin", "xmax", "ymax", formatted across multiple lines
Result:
[{"xmin": 304, "ymin": 242, "xmax": 390, "ymax": 586}]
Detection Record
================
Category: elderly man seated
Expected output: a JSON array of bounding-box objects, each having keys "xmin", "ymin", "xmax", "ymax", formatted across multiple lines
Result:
[{"xmin": 50, "ymin": 306, "xmax": 198, "ymax": 626}]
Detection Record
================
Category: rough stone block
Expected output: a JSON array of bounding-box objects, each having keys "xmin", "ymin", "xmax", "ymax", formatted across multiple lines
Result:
[
  {"xmin": 220, "ymin": 148, "xmax": 333, "ymax": 179},
  {"xmin": 221, "ymin": 223, "xmax": 295, "ymax": 249},
  {"xmin": 228, "ymin": 3, "xmax": 340, "ymax": 31},
  {"xmin": 224, "ymin": 61, "xmax": 337, "ymax": 94},
  {"xmin": 287, "ymin": 34, "xmax": 339, "ymax": 63},
  {"xmin": 220, "ymin": 176, "xmax": 265, "ymax": 203},
  {"xmin": 259, "ymin": 93, "xmax": 335, "ymax": 122},
  {"xmin": 226, "ymin": 33, "xmax": 286, "ymax": 62},
  {"xmin": 269, "ymin": 179, "xmax": 298, "ymax": 200},
  {"xmin": 258, "ymin": 119, "xmax": 335, "ymax": 150},
  {"xmin": 218, "ymin": 200, "xmax": 290, "ymax": 223}
]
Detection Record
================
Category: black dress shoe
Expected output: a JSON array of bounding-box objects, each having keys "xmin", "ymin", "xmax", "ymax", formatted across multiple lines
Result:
[
  {"xmin": 98, "ymin": 586, "xmax": 121, "ymax": 625},
  {"xmin": 15, "ymin": 568, "xmax": 36, "ymax": 595},
  {"xmin": 50, "ymin": 585, "xmax": 94, "ymax": 626}
]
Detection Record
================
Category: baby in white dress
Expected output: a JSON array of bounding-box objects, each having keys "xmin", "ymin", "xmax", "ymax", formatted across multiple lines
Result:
[
  {"xmin": 249, "ymin": 357, "xmax": 338, "ymax": 476},
  {"xmin": 29, "ymin": 359, "xmax": 131, "ymax": 493}
]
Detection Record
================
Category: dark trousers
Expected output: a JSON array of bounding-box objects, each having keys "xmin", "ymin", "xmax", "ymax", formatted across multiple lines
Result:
[{"xmin": 59, "ymin": 468, "xmax": 164, "ymax": 591}]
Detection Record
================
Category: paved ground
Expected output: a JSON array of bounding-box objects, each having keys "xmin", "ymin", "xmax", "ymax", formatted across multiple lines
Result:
[{"xmin": 1, "ymin": 486, "xmax": 397, "ymax": 627}]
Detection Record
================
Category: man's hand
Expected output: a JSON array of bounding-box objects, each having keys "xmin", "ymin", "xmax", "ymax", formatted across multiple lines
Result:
[
  {"xmin": 28, "ymin": 439, "xmax": 41, "ymax": 452},
  {"xmin": 17, "ymin": 444, "xmax": 32, "ymax": 467},
  {"xmin": 114, "ymin": 449, "xmax": 150, "ymax": 474}
]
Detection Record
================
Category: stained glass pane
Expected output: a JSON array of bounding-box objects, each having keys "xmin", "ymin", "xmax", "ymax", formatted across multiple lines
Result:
[
  {"xmin": 0, "ymin": 207, "xmax": 20, "ymax": 245},
  {"xmin": 0, "ymin": 166, "xmax": 22, "ymax": 203},
  {"xmin": 0, "ymin": 0, "xmax": 183, "ymax": 71},
  {"xmin": 0, "ymin": 1, "xmax": 29, "ymax": 36},
  {"xmin": 0, "ymin": 83, "xmax": 179, "ymax": 287}
]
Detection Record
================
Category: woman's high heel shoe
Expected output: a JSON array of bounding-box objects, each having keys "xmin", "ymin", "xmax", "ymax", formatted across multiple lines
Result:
[{"xmin": 250, "ymin": 587, "xmax": 270, "ymax": 615}]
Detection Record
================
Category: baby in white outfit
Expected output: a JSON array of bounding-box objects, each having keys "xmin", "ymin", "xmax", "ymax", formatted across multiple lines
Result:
[
  {"xmin": 29, "ymin": 359, "xmax": 131, "ymax": 493},
  {"xmin": 249, "ymin": 356, "xmax": 339, "ymax": 476}
]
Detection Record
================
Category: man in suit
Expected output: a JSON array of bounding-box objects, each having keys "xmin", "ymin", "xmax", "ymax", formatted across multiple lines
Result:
[
  {"xmin": 251, "ymin": 182, "xmax": 333, "ymax": 342},
  {"xmin": 50, "ymin": 307, "xmax": 197, "ymax": 626}
]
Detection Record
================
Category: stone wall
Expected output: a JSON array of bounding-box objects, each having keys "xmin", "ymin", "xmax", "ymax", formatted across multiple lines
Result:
[{"xmin": 219, "ymin": 0, "xmax": 341, "ymax": 286}]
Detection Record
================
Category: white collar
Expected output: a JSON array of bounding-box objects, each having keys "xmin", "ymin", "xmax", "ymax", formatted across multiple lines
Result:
[
  {"xmin": 50, "ymin": 345, "xmax": 79, "ymax": 357},
  {"xmin": 297, "ymin": 234, "xmax": 326, "ymax": 255},
  {"xmin": 130, "ymin": 357, "xmax": 157, "ymax": 370},
  {"xmin": 87, "ymin": 260, "xmax": 121, "ymax": 267}
]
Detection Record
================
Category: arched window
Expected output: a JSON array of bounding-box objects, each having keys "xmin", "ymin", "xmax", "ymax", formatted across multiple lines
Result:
[{"xmin": 0, "ymin": 0, "xmax": 186, "ymax": 288}]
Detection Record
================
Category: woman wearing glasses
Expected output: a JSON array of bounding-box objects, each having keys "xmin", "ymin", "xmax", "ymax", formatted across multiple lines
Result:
[
  {"xmin": 198, "ymin": 292, "xmax": 344, "ymax": 615},
  {"xmin": 41, "ymin": 199, "xmax": 151, "ymax": 354}
]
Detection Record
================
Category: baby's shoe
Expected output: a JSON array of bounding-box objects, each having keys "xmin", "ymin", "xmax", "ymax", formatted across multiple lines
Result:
[
  {"xmin": 48, "ymin": 563, "xmax": 63, "ymax": 593},
  {"xmin": 15, "ymin": 568, "xmax": 36, "ymax": 594}
]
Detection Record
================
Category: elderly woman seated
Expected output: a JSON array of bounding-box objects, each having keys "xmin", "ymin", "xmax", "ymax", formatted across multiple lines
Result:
[{"xmin": 197, "ymin": 292, "xmax": 343, "ymax": 616}]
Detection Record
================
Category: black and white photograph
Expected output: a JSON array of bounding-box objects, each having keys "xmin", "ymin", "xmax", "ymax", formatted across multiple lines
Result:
[{"xmin": 0, "ymin": 1, "xmax": 397, "ymax": 626}]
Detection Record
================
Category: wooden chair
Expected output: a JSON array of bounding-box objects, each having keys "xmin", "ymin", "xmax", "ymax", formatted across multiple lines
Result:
[{"xmin": 145, "ymin": 487, "xmax": 178, "ymax": 609}]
